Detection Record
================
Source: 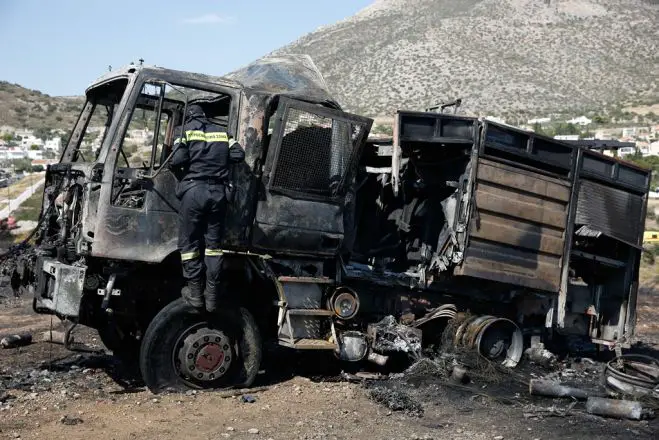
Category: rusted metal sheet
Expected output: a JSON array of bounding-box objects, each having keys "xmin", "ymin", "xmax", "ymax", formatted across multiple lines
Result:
[{"xmin": 456, "ymin": 158, "xmax": 572, "ymax": 292}]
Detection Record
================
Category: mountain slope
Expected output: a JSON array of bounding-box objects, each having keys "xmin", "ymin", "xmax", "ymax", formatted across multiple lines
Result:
[
  {"xmin": 275, "ymin": 0, "xmax": 659, "ymax": 117},
  {"xmin": 0, "ymin": 81, "xmax": 83, "ymax": 132}
]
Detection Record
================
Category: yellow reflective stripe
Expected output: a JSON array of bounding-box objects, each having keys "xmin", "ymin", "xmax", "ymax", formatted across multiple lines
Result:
[
  {"xmin": 205, "ymin": 249, "xmax": 224, "ymax": 256},
  {"xmin": 180, "ymin": 130, "xmax": 229, "ymax": 142},
  {"xmin": 180, "ymin": 250, "xmax": 200, "ymax": 261},
  {"xmin": 185, "ymin": 130, "xmax": 206, "ymax": 141},
  {"xmin": 206, "ymin": 132, "xmax": 229, "ymax": 142}
]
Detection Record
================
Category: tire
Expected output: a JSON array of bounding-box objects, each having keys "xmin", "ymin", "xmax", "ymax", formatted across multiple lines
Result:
[{"xmin": 139, "ymin": 298, "xmax": 262, "ymax": 394}]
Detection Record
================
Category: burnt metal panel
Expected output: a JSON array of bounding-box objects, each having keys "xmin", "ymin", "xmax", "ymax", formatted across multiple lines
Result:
[
  {"xmin": 252, "ymin": 97, "xmax": 373, "ymax": 256},
  {"xmin": 456, "ymin": 159, "xmax": 572, "ymax": 292},
  {"xmin": 576, "ymin": 179, "xmax": 644, "ymax": 247},
  {"xmin": 480, "ymin": 121, "xmax": 576, "ymax": 178}
]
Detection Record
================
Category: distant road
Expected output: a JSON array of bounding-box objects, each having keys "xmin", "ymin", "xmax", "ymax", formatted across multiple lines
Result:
[{"xmin": 0, "ymin": 178, "xmax": 45, "ymax": 219}]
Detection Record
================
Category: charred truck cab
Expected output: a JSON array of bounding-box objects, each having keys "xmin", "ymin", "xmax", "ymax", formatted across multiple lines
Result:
[{"xmin": 16, "ymin": 56, "xmax": 650, "ymax": 393}]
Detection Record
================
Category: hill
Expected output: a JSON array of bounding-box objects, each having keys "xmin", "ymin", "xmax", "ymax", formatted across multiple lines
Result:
[
  {"xmin": 0, "ymin": 81, "xmax": 83, "ymax": 132},
  {"xmin": 274, "ymin": 0, "xmax": 659, "ymax": 118}
]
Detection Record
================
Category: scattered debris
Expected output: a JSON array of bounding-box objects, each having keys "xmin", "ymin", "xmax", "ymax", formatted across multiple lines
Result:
[
  {"xmin": 366, "ymin": 385, "xmax": 424, "ymax": 417},
  {"xmin": 1, "ymin": 332, "xmax": 32, "ymax": 349},
  {"xmin": 59, "ymin": 415, "xmax": 83, "ymax": 425},
  {"xmin": 528, "ymin": 379, "xmax": 589, "ymax": 400},
  {"xmin": 240, "ymin": 395, "xmax": 256, "ymax": 403},
  {"xmin": 524, "ymin": 343, "xmax": 558, "ymax": 368},
  {"xmin": 585, "ymin": 397, "xmax": 655, "ymax": 421},
  {"xmin": 217, "ymin": 386, "xmax": 269, "ymax": 399},
  {"xmin": 604, "ymin": 354, "xmax": 659, "ymax": 400},
  {"xmin": 41, "ymin": 330, "xmax": 69, "ymax": 345},
  {"xmin": 367, "ymin": 316, "xmax": 422, "ymax": 356}
]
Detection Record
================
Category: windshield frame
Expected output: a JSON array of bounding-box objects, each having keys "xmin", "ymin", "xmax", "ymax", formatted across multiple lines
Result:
[{"xmin": 60, "ymin": 75, "xmax": 134, "ymax": 164}]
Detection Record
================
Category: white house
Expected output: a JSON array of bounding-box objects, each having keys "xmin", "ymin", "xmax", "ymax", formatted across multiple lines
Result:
[
  {"xmin": 567, "ymin": 116, "xmax": 592, "ymax": 126},
  {"xmin": 554, "ymin": 135, "xmax": 580, "ymax": 141},
  {"xmin": 527, "ymin": 117, "xmax": 551, "ymax": 125},
  {"xmin": 27, "ymin": 150, "xmax": 44, "ymax": 160},
  {"xmin": 643, "ymin": 141, "xmax": 659, "ymax": 157},
  {"xmin": 0, "ymin": 147, "xmax": 28, "ymax": 160},
  {"xmin": 44, "ymin": 137, "xmax": 62, "ymax": 152},
  {"xmin": 622, "ymin": 127, "xmax": 637, "ymax": 138},
  {"xmin": 618, "ymin": 146, "xmax": 637, "ymax": 157}
]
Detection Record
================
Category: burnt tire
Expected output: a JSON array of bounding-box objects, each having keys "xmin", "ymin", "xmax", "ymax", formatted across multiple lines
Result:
[{"xmin": 139, "ymin": 298, "xmax": 262, "ymax": 394}]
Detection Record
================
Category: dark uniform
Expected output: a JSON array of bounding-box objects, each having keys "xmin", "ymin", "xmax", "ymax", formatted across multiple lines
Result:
[{"xmin": 170, "ymin": 104, "xmax": 245, "ymax": 312}]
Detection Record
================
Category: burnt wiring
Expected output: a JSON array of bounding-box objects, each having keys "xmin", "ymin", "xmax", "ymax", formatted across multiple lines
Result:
[{"xmin": 0, "ymin": 177, "xmax": 65, "ymax": 265}]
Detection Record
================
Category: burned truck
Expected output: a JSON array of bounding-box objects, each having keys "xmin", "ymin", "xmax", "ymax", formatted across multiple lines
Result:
[{"xmin": 12, "ymin": 56, "xmax": 650, "ymax": 393}]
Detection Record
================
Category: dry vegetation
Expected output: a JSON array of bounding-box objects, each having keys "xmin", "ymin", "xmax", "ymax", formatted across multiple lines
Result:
[
  {"xmin": 275, "ymin": 0, "xmax": 659, "ymax": 118},
  {"xmin": 0, "ymin": 81, "xmax": 83, "ymax": 131}
]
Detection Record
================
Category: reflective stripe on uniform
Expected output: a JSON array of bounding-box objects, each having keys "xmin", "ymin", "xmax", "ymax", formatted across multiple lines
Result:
[
  {"xmin": 205, "ymin": 249, "xmax": 224, "ymax": 256},
  {"xmin": 181, "ymin": 250, "xmax": 200, "ymax": 261},
  {"xmin": 175, "ymin": 131, "xmax": 229, "ymax": 143},
  {"xmin": 206, "ymin": 132, "xmax": 229, "ymax": 142}
]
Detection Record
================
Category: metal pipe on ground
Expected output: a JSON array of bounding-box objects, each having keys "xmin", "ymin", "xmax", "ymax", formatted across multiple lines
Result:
[
  {"xmin": 585, "ymin": 397, "xmax": 654, "ymax": 420},
  {"xmin": 529, "ymin": 379, "xmax": 589, "ymax": 400},
  {"xmin": 1, "ymin": 332, "xmax": 32, "ymax": 348}
]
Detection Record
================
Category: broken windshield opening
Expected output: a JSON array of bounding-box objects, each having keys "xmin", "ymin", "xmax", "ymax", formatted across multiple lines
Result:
[{"xmin": 62, "ymin": 78, "xmax": 128, "ymax": 163}]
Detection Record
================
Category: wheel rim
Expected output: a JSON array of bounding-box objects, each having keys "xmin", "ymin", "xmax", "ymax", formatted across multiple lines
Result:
[{"xmin": 173, "ymin": 322, "xmax": 234, "ymax": 385}]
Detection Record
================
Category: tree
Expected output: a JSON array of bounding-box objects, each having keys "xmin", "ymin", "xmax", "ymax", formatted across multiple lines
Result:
[
  {"xmin": 31, "ymin": 165, "xmax": 45, "ymax": 172},
  {"xmin": 9, "ymin": 158, "xmax": 33, "ymax": 173},
  {"xmin": 1, "ymin": 133, "xmax": 13, "ymax": 143},
  {"xmin": 33, "ymin": 127, "xmax": 52, "ymax": 141},
  {"xmin": 30, "ymin": 144, "xmax": 40, "ymax": 150}
]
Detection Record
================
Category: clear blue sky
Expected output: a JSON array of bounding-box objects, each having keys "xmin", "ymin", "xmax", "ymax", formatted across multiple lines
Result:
[{"xmin": 0, "ymin": 0, "xmax": 372, "ymax": 96}]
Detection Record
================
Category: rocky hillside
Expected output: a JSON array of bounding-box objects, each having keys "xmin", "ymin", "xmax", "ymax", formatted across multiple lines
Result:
[
  {"xmin": 275, "ymin": 0, "xmax": 659, "ymax": 118},
  {"xmin": 0, "ymin": 81, "xmax": 83, "ymax": 132}
]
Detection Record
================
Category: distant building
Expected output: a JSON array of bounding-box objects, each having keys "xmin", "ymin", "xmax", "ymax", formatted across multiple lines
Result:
[
  {"xmin": 44, "ymin": 137, "xmax": 62, "ymax": 152},
  {"xmin": 554, "ymin": 135, "xmax": 580, "ymax": 141},
  {"xmin": 27, "ymin": 150, "xmax": 43, "ymax": 160},
  {"xmin": 567, "ymin": 116, "xmax": 592, "ymax": 126},
  {"xmin": 622, "ymin": 127, "xmax": 637, "ymax": 138},
  {"xmin": 618, "ymin": 146, "xmax": 637, "ymax": 157},
  {"xmin": 0, "ymin": 147, "xmax": 28, "ymax": 160},
  {"xmin": 527, "ymin": 117, "xmax": 551, "ymax": 125},
  {"xmin": 31, "ymin": 159, "xmax": 57, "ymax": 168},
  {"xmin": 644, "ymin": 141, "xmax": 659, "ymax": 157}
]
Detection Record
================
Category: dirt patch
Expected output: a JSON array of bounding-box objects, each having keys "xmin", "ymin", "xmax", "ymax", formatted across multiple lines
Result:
[{"xmin": 0, "ymin": 283, "xmax": 658, "ymax": 440}]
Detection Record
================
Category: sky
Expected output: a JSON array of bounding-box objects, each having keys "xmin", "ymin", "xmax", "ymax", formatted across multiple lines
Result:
[{"xmin": 0, "ymin": 0, "xmax": 373, "ymax": 96}]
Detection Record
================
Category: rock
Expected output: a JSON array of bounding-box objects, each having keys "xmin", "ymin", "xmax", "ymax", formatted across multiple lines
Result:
[
  {"xmin": 296, "ymin": 421, "xmax": 304, "ymax": 427},
  {"xmin": 226, "ymin": 427, "xmax": 235, "ymax": 432},
  {"xmin": 60, "ymin": 415, "xmax": 83, "ymax": 426},
  {"xmin": 494, "ymin": 436, "xmax": 504, "ymax": 440},
  {"xmin": 248, "ymin": 428, "xmax": 259, "ymax": 434},
  {"xmin": 240, "ymin": 395, "xmax": 256, "ymax": 403},
  {"xmin": 152, "ymin": 398, "xmax": 159, "ymax": 403}
]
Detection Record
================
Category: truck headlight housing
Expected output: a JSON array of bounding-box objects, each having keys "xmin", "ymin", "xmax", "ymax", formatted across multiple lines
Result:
[{"xmin": 328, "ymin": 287, "xmax": 359, "ymax": 320}]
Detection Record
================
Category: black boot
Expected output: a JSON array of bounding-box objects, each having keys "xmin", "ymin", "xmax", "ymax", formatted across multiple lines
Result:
[
  {"xmin": 182, "ymin": 280, "xmax": 204, "ymax": 309},
  {"xmin": 204, "ymin": 281, "xmax": 219, "ymax": 313}
]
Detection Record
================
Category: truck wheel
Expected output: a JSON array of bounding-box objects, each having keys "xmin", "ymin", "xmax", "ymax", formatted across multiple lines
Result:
[{"xmin": 139, "ymin": 298, "xmax": 262, "ymax": 394}]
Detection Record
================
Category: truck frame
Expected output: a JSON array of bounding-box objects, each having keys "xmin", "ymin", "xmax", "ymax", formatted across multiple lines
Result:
[{"xmin": 10, "ymin": 56, "xmax": 651, "ymax": 393}]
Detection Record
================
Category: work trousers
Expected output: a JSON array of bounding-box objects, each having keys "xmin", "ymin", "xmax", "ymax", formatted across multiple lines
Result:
[{"xmin": 178, "ymin": 181, "xmax": 228, "ymax": 288}]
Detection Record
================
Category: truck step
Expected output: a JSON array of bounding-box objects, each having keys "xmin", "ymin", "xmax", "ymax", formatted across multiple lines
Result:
[
  {"xmin": 278, "ymin": 338, "xmax": 337, "ymax": 350},
  {"xmin": 287, "ymin": 309, "xmax": 334, "ymax": 317}
]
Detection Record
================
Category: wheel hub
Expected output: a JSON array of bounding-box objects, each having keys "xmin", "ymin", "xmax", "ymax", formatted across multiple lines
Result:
[{"xmin": 176, "ymin": 326, "xmax": 232, "ymax": 382}]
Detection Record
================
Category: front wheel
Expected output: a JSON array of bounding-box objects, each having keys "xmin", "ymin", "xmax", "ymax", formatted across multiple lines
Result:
[{"xmin": 139, "ymin": 298, "xmax": 262, "ymax": 393}]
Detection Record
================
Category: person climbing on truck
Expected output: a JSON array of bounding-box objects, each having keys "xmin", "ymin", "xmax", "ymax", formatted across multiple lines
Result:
[{"xmin": 170, "ymin": 103, "xmax": 245, "ymax": 313}]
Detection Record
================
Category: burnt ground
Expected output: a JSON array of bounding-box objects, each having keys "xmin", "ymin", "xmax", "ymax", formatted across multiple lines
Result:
[{"xmin": 0, "ymin": 281, "xmax": 658, "ymax": 440}]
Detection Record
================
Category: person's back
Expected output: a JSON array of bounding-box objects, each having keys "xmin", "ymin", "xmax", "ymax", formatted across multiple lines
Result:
[{"xmin": 171, "ymin": 104, "xmax": 245, "ymax": 312}]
